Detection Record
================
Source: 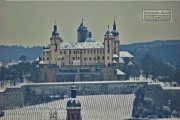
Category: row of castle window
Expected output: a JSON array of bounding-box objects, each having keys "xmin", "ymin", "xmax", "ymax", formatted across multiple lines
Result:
[
  {"xmin": 62, "ymin": 62, "xmax": 102, "ymax": 65},
  {"xmin": 61, "ymin": 56, "xmax": 105, "ymax": 61},
  {"xmin": 60, "ymin": 49, "xmax": 104, "ymax": 54},
  {"xmin": 43, "ymin": 56, "xmax": 109, "ymax": 61},
  {"xmin": 43, "ymin": 49, "xmax": 118, "ymax": 55}
]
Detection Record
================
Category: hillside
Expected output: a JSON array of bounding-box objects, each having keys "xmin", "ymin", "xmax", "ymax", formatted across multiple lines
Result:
[
  {"xmin": 0, "ymin": 45, "xmax": 42, "ymax": 63},
  {"xmin": 120, "ymin": 40, "xmax": 180, "ymax": 66}
]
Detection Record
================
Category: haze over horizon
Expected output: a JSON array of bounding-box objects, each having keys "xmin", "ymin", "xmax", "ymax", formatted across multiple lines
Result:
[{"xmin": 0, "ymin": 1, "xmax": 179, "ymax": 47}]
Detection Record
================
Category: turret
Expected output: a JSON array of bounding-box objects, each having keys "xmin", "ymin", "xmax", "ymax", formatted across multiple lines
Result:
[{"xmin": 77, "ymin": 18, "xmax": 88, "ymax": 42}]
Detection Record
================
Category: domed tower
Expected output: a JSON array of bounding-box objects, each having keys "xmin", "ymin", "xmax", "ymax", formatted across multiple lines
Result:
[
  {"xmin": 50, "ymin": 22, "xmax": 63, "ymax": 64},
  {"xmin": 66, "ymin": 84, "xmax": 82, "ymax": 120},
  {"xmin": 84, "ymin": 31, "xmax": 96, "ymax": 42},
  {"xmin": 77, "ymin": 18, "xmax": 88, "ymax": 42}
]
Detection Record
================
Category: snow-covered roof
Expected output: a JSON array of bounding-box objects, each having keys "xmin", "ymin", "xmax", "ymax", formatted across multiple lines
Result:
[
  {"xmin": 119, "ymin": 57, "xmax": 124, "ymax": 64},
  {"xmin": 116, "ymin": 69, "xmax": 126, "ymax": 75},
  {"xmin": 59, "ymin": 42, "xmax": 104, "ymax": 49},
  {"xmin": 113, "ymin": 54, "xmax": 118, "ymax": 58},
  {"xmin": 112, "ymin": 60, "xmax": 117, "ymax": 63},
  {"xmin": 127, "ymin": 61, "xmax": 134, "ymax": 66},
  {"xmin": 35, "ymin": 56, "xmax": 42, "ymax": 62},
  {"xmin": 120, "ymin": 51, "xmax": 134, "ymax": 58},
  {"xmin": 42, "ymin": 49, "xmax": 51, "ymax": 52},
  {"xmin": 39, "ymin": 61, "xmax": 44, "ymax": 64}
]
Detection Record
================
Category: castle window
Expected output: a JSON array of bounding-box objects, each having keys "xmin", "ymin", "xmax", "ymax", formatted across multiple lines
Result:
[
  {"xmin": 47, "ymin": 52, "xmax": 49, "ymax": 55},
  {"xmin": 84, "ymin": 58, "xmax": 86, "ymax": 61},
  {"xmin": 81, "ymin": 51, "xmax": 82, "ymax": 54},
  {"xmin": 87, "ymin": 50, "xmax": 89, "ymax": 54},
  {"xmin": 69, "ymin": 51, "xmax": 71, "ymax": 54},
  {"xmin": 43, "ymin": 57, "xmax": 45, "ymax": 60},
  {"xmin": 78, "ymin": 57, "xmax": 79, "ymax": 60},
  {"xmin": 100, "ymin": 50, "xmax": 102, "ymax": 53},
  {"xmin": 72, "ymin": 57, "xmax": 75, "ymax": 60},
  {"xmin": 60, "ymin": 51, "xmax": 62, "ymax": 54},
  {"xmin": 84, "ymin": 50, "xmax": 86, "ymax": 54},
  {"xmin": 107, "ymin": 56, "xmax": 109, "ymax": 60},
  {"xmin": 62, "ymin": 57, "xmax": 64, "ymax": 60},
  {"xmin": 102, "ymin": 56, "xmax": 104, "ymax": 60},
  {"xmin": 94, "ymin": 57, "xmax": 96, "ymax": 60},
  {"xmin": 94, "ymin": 50, "xmax": 96, "ymax": 53},
  {"xmin": 78, "ymin": 51, "xmax": 79, "ymax": 54},
  {"xmin": 98, "ymin": 56, "xmax": 100, "ymax": 60},
  {"xmin": 73, "ymin": 51, "xmax": 75, "ymax": 54},
  {"xmin": 43, "ymin": 52, "xmax": 45, "ymax": 55},
  {"xmin": 89, "ymin": 57, "xmax": 91, "ymax": 61},
  {"xmin": 91, "ymin": 50, "xmax": 92, "ymax": 54},
  {"xmin": 47, "ymin": 57, "xmax": 49, "ymax": 60},
  {"xmin": 114, "ymin": 51, "xmax": 116, "ymax": 54},
  {"xmin": 64, "ymin": 51, "xmax": 66, "ymax": 54},
  {"xmin": 97, "ymin": 50, "xmax": 99, "ymax": 54}
]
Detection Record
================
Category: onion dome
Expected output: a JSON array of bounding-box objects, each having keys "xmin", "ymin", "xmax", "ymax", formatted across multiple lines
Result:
[
  {"xmin": 66, "ymin": 84, "xmax": 81, "ymax": 108},
  {"xmin": 66, "ymin": 98, "xmax": 81, "ymax": 108}
]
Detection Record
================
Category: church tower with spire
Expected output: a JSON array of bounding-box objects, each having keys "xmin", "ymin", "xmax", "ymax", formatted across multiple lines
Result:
[
  {"xmin": 77, "ymin": 18, "xmax": 88, "ymax": 42},
  {"xmin": 111, "ymin": 16, "xmax": 119, "ymax": 40},
  {"xmin": 104, "ymin": 25, "xmax": 114, "ymax": 66},
  {"xmin": 66, "ymin": 83, "xmax": 82, "ymax": 120}
]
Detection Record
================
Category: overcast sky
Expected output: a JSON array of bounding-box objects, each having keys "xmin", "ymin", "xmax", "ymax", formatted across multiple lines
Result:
[{"xmin": 0, "ymin": 1, "xmax": 179, "ymax": 47}]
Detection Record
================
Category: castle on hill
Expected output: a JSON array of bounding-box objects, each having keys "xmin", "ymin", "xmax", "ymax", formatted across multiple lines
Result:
[
  {"xmin": 41, "ymin": 17, "xmax": 122, "ymax": 68},
  {"xmin": 37, "ymin": 17, "xmax": 134, "ymax": 81}
]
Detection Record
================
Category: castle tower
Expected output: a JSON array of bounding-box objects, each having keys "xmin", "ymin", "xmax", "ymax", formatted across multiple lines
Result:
[
  {"xmin": 50, "ymin": 22, "xmax": 63, "ymax": 64},
  {"xmin": 77, "ymin": 18, "xmax": 88, "ymax": 42},
  {"xmin": 104, "ymin": 25, "xmax": 114, "ymax": 66},
  {"xmin": 66, "ymin": 83, "xmax": 82, "ymax": 120},
  {"xmin": 106, "ymin": 16, "xmax": 120, "ymax": 68}
]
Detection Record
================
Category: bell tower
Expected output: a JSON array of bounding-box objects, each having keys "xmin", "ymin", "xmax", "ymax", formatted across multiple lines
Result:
[{"xmin": 104, "ymin": 25, "xmax": 114, "ymax": 66}]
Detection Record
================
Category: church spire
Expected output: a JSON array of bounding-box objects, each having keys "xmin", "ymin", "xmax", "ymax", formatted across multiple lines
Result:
[
  {"xmin": 113, "ymin": 16, "xmax": 116, "ymax": 31},
  {"xmin": 71, "ymin": 79, "xmax": 77, "ymax": 98}
]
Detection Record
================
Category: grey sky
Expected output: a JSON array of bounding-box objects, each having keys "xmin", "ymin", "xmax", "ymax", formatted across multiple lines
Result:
[{"xmin": 0, "ymin": 1, "xmax": 179, "ymax": 47}]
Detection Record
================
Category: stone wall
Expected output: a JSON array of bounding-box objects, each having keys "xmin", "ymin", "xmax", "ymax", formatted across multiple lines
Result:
[
  {"xmin": 0, "ymin": 82, "xmax": 180, "ymax": 112},
  {"xmin": 0, "ymin": 88, "xmax": 24, "ymax": 110},
  {"xmin": 0, "ymin": 82, "xmax": 146, "ymax": 110}
]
